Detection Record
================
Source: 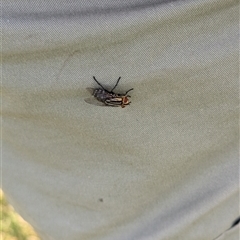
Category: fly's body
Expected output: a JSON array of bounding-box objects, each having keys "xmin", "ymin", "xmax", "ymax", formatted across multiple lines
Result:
[{"xmin": 85, "ymin": 76, "xmax": 133, "ymax": 108}]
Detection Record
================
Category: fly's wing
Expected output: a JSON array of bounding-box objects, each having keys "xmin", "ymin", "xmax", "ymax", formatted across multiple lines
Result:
[
  {"xmin": 84, "ymin": 97, "xmax": 106, "ymax": 106},
  {"xmin": 86, "ymin": 88, "xmax": 95, "ymax": 95}
]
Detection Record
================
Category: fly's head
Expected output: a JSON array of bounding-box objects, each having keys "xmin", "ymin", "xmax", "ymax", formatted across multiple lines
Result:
[
  {"xmin": 120, "ymin": 88, "xmax": 133, "ymax": 108},
  {"xmin": 121, "ymin": 95, "xmax": 131, "ymax": 108}
]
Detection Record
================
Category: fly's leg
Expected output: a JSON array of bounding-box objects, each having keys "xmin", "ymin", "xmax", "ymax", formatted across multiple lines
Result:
[
  {"xmin": 110, "ymin": 77, "xmax": 121, "ymax": 92},
  {"xmin": 93, "ymin": 76, "xmax": 108, "ymax": 91},
  {"xmin": 125, "ymin": 88, "xmax": 134, "ymax": 95}
]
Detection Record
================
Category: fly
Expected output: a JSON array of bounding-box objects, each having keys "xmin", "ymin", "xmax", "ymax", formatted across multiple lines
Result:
[{"xmin": 85, "ymin": 76, "xmax": 133, "ymax": 108}]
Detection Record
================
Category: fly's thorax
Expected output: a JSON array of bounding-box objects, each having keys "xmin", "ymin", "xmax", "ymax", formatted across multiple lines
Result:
[{"xmin": 104, "ymin": 95, "xmax": 131, "ymax": 108}]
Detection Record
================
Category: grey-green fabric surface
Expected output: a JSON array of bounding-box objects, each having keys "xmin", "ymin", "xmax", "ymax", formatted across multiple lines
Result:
[{"xmin": 3, "ymin": 0, "xmax": 239, "ymax": 239}]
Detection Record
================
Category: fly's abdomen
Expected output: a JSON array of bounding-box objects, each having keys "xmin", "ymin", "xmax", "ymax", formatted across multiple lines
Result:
[{"xmin": 93, "ymin": 89, "xmax": 111, "ymax": 102}]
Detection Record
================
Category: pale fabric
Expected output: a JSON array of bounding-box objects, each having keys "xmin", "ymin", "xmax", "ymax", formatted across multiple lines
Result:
[{"xmin": 2, "ymin": 0, "xmax": 239, "ymax": 239}]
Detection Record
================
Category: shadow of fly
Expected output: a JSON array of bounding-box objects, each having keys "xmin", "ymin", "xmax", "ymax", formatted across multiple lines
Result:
[{"xmin": 85, "ymin": 76, "xmax": 133, "ymax": 108}]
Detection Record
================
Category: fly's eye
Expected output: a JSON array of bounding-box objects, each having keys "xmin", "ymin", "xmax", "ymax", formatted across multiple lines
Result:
[{"xmin": 123, "ymin": 97, "xmax": 128, "ymax": 104}]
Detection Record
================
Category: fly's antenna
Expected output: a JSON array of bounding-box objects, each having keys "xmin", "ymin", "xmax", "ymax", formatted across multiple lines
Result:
[
  {"xmin": 93, "ymin": 76, "xmax": 107, "ymax": 90},
  {"xmin": 110, "ymin": 77, "xmax": 121, "ymax": 92},
  {"xmin": 125, "ymin": 88, "xmax": 134, "ymax": 95}
]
